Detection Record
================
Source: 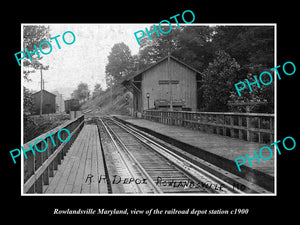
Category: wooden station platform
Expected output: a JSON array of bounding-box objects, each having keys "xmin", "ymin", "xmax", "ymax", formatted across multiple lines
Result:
[
  {"xmin": 42, "ymin": 116, "xmax": 275, "ymax": 194},
  {"xmin": 114, "ymin": 115, "xmax": 275, "ymax": 182},
  {"xmin": 44, "ymin": 124, "xmax": 108, "ymax": 194}
]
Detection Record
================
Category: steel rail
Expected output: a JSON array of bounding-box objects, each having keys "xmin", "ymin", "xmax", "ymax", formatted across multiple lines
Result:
[
  {"xmin": 99, "ymin": 118, "xmax": 163, "ymax": 194},
  {"xmin": 105, "ymin": 116, "xmax": 244, "ymax": 194},
  {"xmin": 99, "ymin": 119, "xmax": 144, "ymax": 193}
]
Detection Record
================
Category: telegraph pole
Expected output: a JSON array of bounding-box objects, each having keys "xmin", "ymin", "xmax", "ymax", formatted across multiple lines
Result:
[{"xmin": 40, "ymin": 67, "xmax": 43, "ymax": 116}]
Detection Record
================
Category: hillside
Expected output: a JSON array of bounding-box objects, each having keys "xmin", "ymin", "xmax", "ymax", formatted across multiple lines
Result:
[{"xmin": 81, "ymin": 83, "xmax": 133, "ymax": 116}]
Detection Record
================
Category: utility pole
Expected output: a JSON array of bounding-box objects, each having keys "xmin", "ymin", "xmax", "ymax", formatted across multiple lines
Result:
[
  {"xmin": 42, "ymin": 79, "xmax": 47, "ymax": 90},
  {"xmin": 32, "ymin": 59, "xmax": 48, "ymax": 117},
  {"xmin": 40, "ymin": 67, "xmax": 43, "ymax": 116}
]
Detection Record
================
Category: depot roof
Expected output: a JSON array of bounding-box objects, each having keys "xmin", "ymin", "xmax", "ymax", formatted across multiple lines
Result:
[{"xmin": 123, "ymin": 55, "xmax": 203, "ymax": 83}]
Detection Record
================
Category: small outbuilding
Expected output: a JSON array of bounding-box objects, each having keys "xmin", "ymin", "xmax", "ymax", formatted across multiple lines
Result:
[
  {"xmin": 64, "ymin": 99, "xmax": 80, "ymax": 113},
  {"xmin": 123, "ymin": 54, "xmax": 202, "ymax": 115},
  {"xmin": 31, "ymin": 89, "xmax": 56, "ymax": 115}
]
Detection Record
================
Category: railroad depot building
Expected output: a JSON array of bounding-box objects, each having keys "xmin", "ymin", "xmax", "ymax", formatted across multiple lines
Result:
[
  {"xmin": 31, "ymin": 89, "xmax": 56, "ymax": 115},
  {"xmin": 123, "ymin": 55, "xmax": 202, "ymax": 115}
]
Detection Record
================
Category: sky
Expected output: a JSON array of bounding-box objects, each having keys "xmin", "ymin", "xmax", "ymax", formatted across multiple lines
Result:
[{"xmin": 23, "ymin": 24, "xmax": 141, "ymax": 99}]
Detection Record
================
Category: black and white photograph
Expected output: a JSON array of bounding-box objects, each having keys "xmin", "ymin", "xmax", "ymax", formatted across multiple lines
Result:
[
  {"xmin": 20, "ymin": 23, "xmax": 276, "ymax": 196},
  {"xmin": 3, "ymin": 4, "xmax": 298, "ymax": 220}
]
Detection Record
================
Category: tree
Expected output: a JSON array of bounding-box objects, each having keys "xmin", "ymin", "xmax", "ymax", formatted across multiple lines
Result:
[
  {"xmin": 23, "ymin": 87, "xmax": 35, "ymax": 142},
  {"xmin": 138, "ymin": 25, "xmax": 181, "ymax": 69},
  {"xmin": 133, "ymin": 25, "xmax": 274, "ymax": 112},
  {"xmin": 137, "ymin": 26, "xmax": 215, "ymax": 72},
  {"xmin": 92, "ymin": 83, "xmax": 104, "ymax": 99},
  {"xmin": 172, "ymin": 26, "xmax": 215, "ymax": 71},
  {"xmin": 23, "ymin": 87, "xmax": 34, "ymax": 114},
  {"xmin": 23, "ymin": 25, "xmax": 50, "ymax": 81},
  {"xmin": 71, "ymin": 82, "xmax": 90, "ymax": 103},
  {"xmin": 200, "ymin": 50, "xmax": 241, "ymax": 111},
  {"xmin": 211, "ymin": 26, "xmax": 274, "ymax": 74},
  {"xmin": 105, "ymin": 42, "xmax": 135, "ymax": 88},
  {"xmin": 228, "ymin": 64, "xmax": 274, "ymax": 113},
  {"xmin": 212, "ymin": 26, "xmax": 274, "ymax": 112}
]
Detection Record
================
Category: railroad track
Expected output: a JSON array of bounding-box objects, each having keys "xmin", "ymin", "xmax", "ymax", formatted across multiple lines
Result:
[{"xmin": 96, "ymin": 116, "xmax": 245, "ymax": 194}]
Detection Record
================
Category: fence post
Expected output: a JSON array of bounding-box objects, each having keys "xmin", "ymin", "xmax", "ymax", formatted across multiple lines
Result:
[
  {"xmin": 35, "ymin": 142, "xmax": 43, "ymax": 193},
  {"xmin": 222, "ymin": 114, "xmax": 226, "ymax": 136},
  {"xmin": 47, "ymin": 137, "xmax": 54, "ymax": 178},
  {"xmin": 53, "ymin": 135, "xmax": 59, "ymax": 171},
  {"xmin": 181, "ymin": 112, "xmax": 184, "ymax": 126},
  {"xmin": 42, "ymin": 139, "xmax": 49, "ymax": 186},
  {"xmin": 203, "ymin": 113, "xmax": 207, "ymax": 132},
  {"xmin": 230, "ymin": 115, "xmax": 234, "ymax": 138},
  {"xmin": 219, "ymin": 114, "xmax": 223, "ymax": 135},
  {"xmin": 270, "ymin": 116, "xmax": 274, "ymax": 142},
  {"xmin": 24, "ymin": 147, "xmax": 35, "ymax": 193},
  {"xmin": 246, "ymin": 115, "xmax": 251, "ymax": 142},
  {"xmin": 238, "ymin": 116, "xmax": 243, "ymax": 140},
  {"xmin": 258, "ymin": 116, "xmax": 262, "ymax": 143},
  {"xmin": 195, "ymin": 112, "xmax": 198, "ymax": 129}
]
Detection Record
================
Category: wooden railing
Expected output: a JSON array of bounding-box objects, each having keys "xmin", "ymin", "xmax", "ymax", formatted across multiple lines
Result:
[
  {"xmin": 143, "ymin": 110, "xmax": 274, "ymax": 144},
  {"xmin": 23, "ymin": 115, "xmax": 85, "ymax": 193}
]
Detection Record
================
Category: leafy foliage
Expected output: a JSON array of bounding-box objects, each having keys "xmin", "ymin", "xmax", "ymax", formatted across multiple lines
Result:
[
  {"xmin": 200, "ymin": 50, "xmax": 241, "ymax": 111},
  {"xmin": 92, "ymin": 83, "xmax": 104, "ymax": 99},
  {"xmin": 145, "ymin": 26, "xmax": 274, "ymax": 112},
  {"xmin": 105, "ymin": 42, "xmax": 135, "ymax": 88},
  {"xmin": 212, "ymin": 26, "xmax": 274, "ymax": 67},
  {"xmin": 71, "ymin": 82, "xmax": 90, "ymax": 103},
  {"xmin": 103, "ymin": 25, "xmax": 274, "ymax": 113},
  {"xmin": 23, "ymin": 87, "xmax": 35, "ymax": 114},
  {"xmin": 23, "ymin": 25, "xmax": 50, "ymax": 81}
]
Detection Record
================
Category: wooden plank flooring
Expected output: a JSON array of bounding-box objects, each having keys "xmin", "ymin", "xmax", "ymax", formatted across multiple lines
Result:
[
  {"xmin": 118, "ymin": 116, "xmax": 275, "ymax": 178},
  {"xmin": 44, "ymin": 124, "xmax": 108, "ymax": 194}
]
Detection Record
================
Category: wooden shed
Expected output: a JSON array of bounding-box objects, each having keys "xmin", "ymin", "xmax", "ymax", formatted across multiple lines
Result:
[
  {"xmin": 123, "ymin": 55, "xmax": 202, "ymax": 115},
  {"xmin": 31, "ymin": 89, "xmax": 56, "ymax": 115},
  {"xmin": 64, "ymin": 99, "xmax": 80, "ymax": 113}
]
